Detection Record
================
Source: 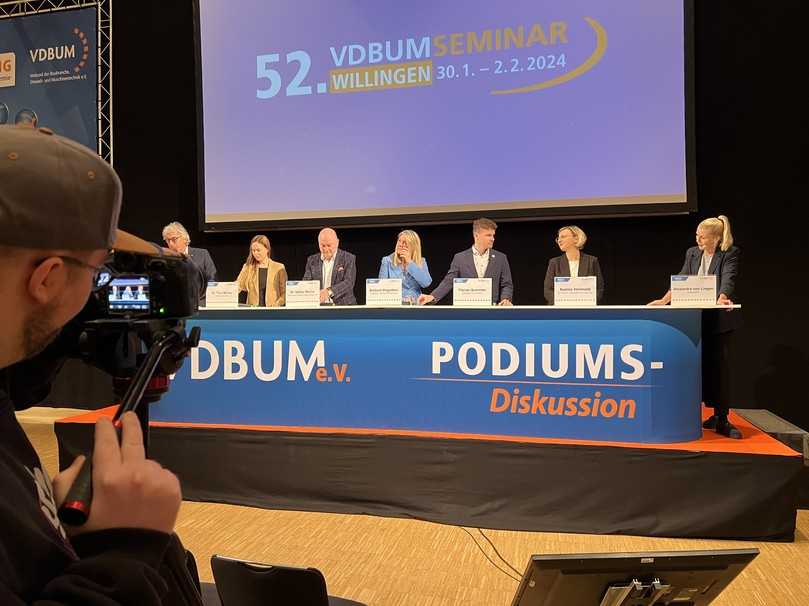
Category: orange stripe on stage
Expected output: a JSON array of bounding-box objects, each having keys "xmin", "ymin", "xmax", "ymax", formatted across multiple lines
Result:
[{"xmin": 56, "ymin": 406, "xmax": 800, "ymax": 458}]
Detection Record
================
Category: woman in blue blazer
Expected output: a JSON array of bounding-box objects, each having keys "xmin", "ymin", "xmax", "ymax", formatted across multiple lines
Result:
[
  {"xmin": 378, "ymin": 230, "xmax": 431, "ymax": 304},
  {"xmin": 649, "ymin": 214, "xmax": 741, "ymax": 438}
]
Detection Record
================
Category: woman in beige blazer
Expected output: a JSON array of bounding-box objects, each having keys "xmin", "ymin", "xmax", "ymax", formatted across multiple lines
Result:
[{"xmin": 236, "ymin": 235, "xmax": 287, "ymax": 306}]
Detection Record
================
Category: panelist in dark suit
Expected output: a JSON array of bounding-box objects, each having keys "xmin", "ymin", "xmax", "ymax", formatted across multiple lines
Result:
[
  {"xmin": 418, "ymin": 217, "xmax": 513, "ymax": 306},
  {"xmin": 543, "ymin": 225, "xmax": 604, "ymax": 304},
  {"xmin": 162, "ymin": 221, "xmax": 217, "ymax": 304},
  {"xmin": 302, "ymin": 227, "xmax": 357, "ymax": 305},
  {"xmin": 649, "ymin": 214, "xmax": 741, "ymax": 439}
]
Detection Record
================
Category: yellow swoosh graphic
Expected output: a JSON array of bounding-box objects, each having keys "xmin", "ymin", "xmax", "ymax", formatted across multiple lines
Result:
[{"xmin": 491, "ymin": 16, "xmax": 607, "ymax": 95}]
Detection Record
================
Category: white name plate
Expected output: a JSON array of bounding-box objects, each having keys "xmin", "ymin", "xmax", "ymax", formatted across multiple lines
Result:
[
  {"xmin": 285, "ymin": 280, "xmax": 321, "ymax": 307},
  {"xmin": 670, "ymin": 275, "xmax": 717, "ymax": 306},
  {"xmin": 366, "ymin": 278, "xmax": 403, "ymax": 306},
  {"xmin": 453, "ymin": 278, "xmax": 492, "ymax": 306},
  {"xmin": 554, "ymin": 276, "xmax": 597, "ymax": 306},
  {"xmin": 204, "ymin": 281, "xmax": 239, "ymax": 308}
]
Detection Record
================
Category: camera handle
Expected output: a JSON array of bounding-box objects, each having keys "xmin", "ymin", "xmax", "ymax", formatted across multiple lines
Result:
[{"xmin": 57, "ymin": 326, "xmax": 201, "ymax": 527}]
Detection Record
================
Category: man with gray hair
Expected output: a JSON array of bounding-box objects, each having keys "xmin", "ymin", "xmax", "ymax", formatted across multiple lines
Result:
[{"xmin": 162, "ymin": 221, "xmax": 216, "ymax": 304}]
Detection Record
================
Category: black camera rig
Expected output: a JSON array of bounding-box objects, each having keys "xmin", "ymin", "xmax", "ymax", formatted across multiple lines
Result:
[{"xmin": 57, "ymin": 249, "xmax": 202, "ymax": 526}]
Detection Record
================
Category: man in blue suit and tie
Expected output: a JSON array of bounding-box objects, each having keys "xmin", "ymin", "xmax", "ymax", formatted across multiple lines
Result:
[
  {"xmin": 418, "ymin": 217, "xmax": 513, "ymax": 306},
  {"xmin": 302, "ymin": 227, "xmax": 357, "ymax": 305}
]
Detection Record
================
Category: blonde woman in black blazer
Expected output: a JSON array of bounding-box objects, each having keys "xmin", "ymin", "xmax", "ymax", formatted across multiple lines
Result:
[
  {"xmin": 649, "ymin": 214, "xmax": 741, "ymax": 439},
  {"xmin": 543, "ymin": 225, "xmax": 604, "ymax": 304}
]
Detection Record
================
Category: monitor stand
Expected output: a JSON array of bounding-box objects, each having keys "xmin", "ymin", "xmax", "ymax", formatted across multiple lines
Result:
[{"xmin": 601, "ymin": 579, "xmax": 673, "ymax": 606}]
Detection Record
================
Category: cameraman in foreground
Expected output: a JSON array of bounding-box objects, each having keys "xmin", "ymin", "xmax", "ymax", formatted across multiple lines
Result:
[{"xmin": 0, "ymin": 126, "xmax": 182, "ymax": 604}]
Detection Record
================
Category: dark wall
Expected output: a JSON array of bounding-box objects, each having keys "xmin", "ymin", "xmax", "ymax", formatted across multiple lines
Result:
[{"xmin": 110, "ymin": 2, "xmax": 808, "ymax": 429}]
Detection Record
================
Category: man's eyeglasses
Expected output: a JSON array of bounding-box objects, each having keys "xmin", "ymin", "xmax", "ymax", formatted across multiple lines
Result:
[
  {"xmin": 165, "ymin": 235, "xmax": 184, "ymax": 243},
  {"xmin": 58, "ymin": 256, "xmax": 114, "ymax": 291}
]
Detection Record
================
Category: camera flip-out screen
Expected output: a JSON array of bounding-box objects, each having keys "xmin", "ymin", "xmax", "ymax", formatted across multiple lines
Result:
[{"xmin": 108, "ymin": 276, "xmax": 150, "ymax": 313}]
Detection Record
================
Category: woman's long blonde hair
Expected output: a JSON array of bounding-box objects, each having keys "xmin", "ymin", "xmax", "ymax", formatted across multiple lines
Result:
[
  {"xmin": 392, "ymin": 229, "xmax": 424, "ymax": 267},
  {"xmin": 698, "ymin": 215, "xmax": 734, "ymax": 252},
  {"xmin": 245, "ymin": 235, "xmax": 271, "ymax": 266}
]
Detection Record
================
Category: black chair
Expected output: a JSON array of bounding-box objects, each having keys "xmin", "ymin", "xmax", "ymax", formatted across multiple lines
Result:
[
  {"xmin": 200, "ymin": 582, "xmax": 222, "ymax": 606},
  {"xmin": 211, "ymin": 555, "xmax": 365, "ymax": 606}
]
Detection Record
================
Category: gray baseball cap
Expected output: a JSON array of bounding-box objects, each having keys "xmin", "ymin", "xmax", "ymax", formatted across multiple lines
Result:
[{"xmin": 0, "ymin": 125, "xmax": 156, "ymax": 254}]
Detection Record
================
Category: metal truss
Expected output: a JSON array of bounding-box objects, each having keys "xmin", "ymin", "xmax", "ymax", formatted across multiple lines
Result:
[{"xmin": 0, "ymin": 0, "xmax": 114, "ymax": 165}]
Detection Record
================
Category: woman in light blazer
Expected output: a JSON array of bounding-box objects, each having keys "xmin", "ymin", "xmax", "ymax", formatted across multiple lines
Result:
[
  {"xmin": 236, "ymin": 235, "xmax": 287, "ymax": 307},
  {"xmin": 378, "ymin": 229, "xmax": 431, "ymax": 303},
  {"xmin": 543, "ymin": 225, "xmax": 604, "ymax": 304}
]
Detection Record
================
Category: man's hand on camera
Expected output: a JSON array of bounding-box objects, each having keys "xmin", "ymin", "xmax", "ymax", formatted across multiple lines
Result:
[{"xmin": 53, "ymin": 412, "xmax": 182, "ymax": 535}]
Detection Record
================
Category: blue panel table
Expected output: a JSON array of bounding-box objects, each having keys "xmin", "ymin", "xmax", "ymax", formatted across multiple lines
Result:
[
  {"xmin": 60, "ymin": 304, "xmax": 801, "ymax": 541},
  {"xmin": 151, "ymin": 306, "xmax": 719, "ymax": 444}
]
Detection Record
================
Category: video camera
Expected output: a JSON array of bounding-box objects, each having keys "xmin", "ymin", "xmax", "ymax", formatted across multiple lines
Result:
[
  {"xmin": 71, "ymin": 248, "xmax": 202, "ymax": 397},
  {"xmin": 90, "ymin": 248, "xmax": 200, "ymax": 321},
  {"xmin": 57, "ymin": 248, "xmax": 203, "ymax": 525}
]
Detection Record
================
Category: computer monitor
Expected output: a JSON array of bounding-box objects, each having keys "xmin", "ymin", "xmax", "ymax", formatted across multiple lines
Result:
[{"xmin": 511, "ymin": 549, "xmax": 759, "ymax": 606}]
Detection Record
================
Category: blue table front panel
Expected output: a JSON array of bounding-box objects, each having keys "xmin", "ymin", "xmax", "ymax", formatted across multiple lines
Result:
[{"xmin": 152, "ymin": 309, "xmax": 702, "ymax": 443}]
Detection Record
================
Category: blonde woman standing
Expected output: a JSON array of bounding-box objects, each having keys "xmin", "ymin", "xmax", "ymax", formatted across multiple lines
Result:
[
  {"xmin": 649, "ymin": 215, "xmax": 741, "ymax": 438},
  {"xmin": 649, "ymin": 215, "xmax": 738, "ymax": 307},
  {"xmin": 236, "ymin": 235, "xmax": 287, "ymax": 306}
]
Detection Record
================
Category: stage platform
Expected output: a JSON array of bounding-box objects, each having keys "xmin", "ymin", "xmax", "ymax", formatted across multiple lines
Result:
[{"xmin": 55, "ymin": 407, "xmax": 802, "ymax": 542}]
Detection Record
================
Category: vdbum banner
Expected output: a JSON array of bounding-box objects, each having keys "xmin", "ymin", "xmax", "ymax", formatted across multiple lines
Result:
[
  {"xmin": 0, "ymin": 8, "xmax": 97, "ymax": 148},
  {"xmin": 153, "ymin": 310, "xmax": 702, "ymax": 443}
]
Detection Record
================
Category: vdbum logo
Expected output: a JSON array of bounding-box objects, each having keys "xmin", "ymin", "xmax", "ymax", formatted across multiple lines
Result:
[
  {"xmin": 430, "ymin": 341, "xmax": 652, "ymax": 421},
  {"xmin": 190, "ymin": 339, "xmax": 351, "ymax": 384},
  {"xmin": 29, "ymin": 44, "xmax": 76, "ymax": 62},
  {"xmin": 0, "ymin": 52, "xmax": 15, "ymax": 88},
  {"xmin": 28, "ymin": 26, "xmax": 90, "ymax": 74}
]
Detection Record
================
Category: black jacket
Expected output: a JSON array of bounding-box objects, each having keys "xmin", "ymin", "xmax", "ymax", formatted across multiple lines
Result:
[
  {"xmin": 543, "ymin": 253, "xmax": 604, "ymax": 304},
  {"xmin": 0, "ymin": 364, "xmax": 172, "ymax": 605},
  {"xmin": 186, "ymin": 247, "xmax": 217, "ymax": 304},
  {"xmin": 678, "ymin": 245, "xmax": 739, "ymax": 299},
  {"xmin": 678, "ymin": 245, "xmax": 741, "ymax": 333}
]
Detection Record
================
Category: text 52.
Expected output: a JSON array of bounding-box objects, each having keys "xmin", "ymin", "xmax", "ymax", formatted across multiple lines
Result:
[{"xmin": 256, "ymin": 50, "xmax": 313, "ymax": 98}]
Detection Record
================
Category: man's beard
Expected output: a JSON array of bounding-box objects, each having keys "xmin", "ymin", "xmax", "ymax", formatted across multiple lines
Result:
[{"xmin": 22, "ymin": 306, "xmax": 61, "ymax": 360}]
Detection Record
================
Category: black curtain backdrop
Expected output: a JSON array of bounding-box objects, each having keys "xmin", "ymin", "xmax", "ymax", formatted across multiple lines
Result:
[{"xmin": 110, "ymin": 2, "xmax": 807, "ymax": 429}]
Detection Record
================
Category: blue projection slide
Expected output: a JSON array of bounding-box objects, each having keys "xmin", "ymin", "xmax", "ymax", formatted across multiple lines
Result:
[{"xmin": 197, "ymin": 0, "xmax": 687, "ymax": 224}]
